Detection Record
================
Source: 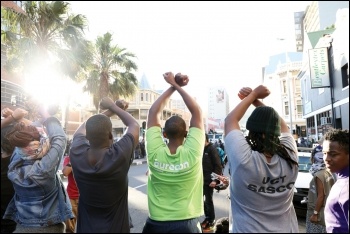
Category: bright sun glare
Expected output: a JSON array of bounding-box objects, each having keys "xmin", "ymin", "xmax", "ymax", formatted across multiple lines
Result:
[{"xmin": 24, "ymin": 64, "xmax": 89, "ymax": 111}]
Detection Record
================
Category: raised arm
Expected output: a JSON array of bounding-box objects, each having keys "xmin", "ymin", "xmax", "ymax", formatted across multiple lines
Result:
[
  {"xmin": 100, "ymin": 97, "xmax": 139, "ymax": 146},
  {"xmin": 147, "ymin": 85, "xmax": 176, "ymax": 129},
  {"xmin": 1, "ymin": 107, "xmax": 31, "ymax": 129},
  {"xmin": 164, "ymin": 72, "xmax": 203, "ymax": 130},
  {"xmin": 229, "ymin": 86, "xmax": 289, "ymax": 134},
  {"xmin": 225, "ymin": 85, "xmax": 270, "ymax": 134}
]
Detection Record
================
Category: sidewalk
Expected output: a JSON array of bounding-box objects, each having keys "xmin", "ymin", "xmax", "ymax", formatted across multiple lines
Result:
[{"xmin": 131, "ymin": 157, "xmax": 147, "ymax": 166}]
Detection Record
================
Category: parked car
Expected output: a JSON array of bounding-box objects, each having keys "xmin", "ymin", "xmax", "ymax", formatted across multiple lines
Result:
[{"xmin": 293, "ymin": 148, "xmax": 313, "ymax": 214}]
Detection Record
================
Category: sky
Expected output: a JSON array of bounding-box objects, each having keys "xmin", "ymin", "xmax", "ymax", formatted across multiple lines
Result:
[{"xmin": 69, "ymin": 1, "xmax": 311, "ymax": 112}]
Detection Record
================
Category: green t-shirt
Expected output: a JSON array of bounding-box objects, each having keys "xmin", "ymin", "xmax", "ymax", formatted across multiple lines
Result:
[{"xmin": 146, "ymin": 126, "xmax": 205, "ymax": 221}]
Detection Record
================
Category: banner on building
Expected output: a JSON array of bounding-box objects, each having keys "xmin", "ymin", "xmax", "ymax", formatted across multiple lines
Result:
[{"xmin": 308, "ymin": 47, "xmax": 330, "ymax": 88}]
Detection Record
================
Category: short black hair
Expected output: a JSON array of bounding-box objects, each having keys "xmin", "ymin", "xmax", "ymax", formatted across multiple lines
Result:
[
  {"xmin": 164, "ymin": 116, "xmax": 186, "ymax": 139},
  {"xmin": 323, "ymin": 129, "xmax": 349, "ymax": 154},
  {"xmin": 86, "ymin": 114, "xmax": 112, "ymax": 145}
]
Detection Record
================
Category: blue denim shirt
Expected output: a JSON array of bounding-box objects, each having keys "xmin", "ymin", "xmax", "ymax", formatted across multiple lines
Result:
[{"xmin": 3, "ymin": 117, "xmax": 74, "ymax": 227}]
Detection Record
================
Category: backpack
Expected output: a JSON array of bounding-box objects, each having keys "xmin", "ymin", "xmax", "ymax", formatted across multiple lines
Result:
[{"xmin": 216, "ymin": 147, "xmax": 226, "ymax": 166}]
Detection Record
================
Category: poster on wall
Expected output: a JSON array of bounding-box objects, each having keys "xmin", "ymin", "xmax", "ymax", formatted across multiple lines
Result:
[
  {"xmin": 308, "ymin": 47, "xmax": 330, "ymax": 88},
  {"xmin": 216, "ymin": 89, "xmax": 225, "ymax": 103}
]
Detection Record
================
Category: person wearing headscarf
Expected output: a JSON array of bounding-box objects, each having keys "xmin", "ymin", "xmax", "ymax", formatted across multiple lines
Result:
[{"xmin": 306, "ymin": 145, "xmax": 335, "ymax": 233}]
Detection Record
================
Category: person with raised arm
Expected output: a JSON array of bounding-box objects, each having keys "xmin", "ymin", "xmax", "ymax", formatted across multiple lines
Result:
[
  {"xmin": 142, "ymin": 72, "xmax": 205, "ymax": 233},
  {"xmin": 224, "ymin": 86, "xmax": 299, "ymax": 232},
  {"xmin": 69, "ymin": 97, "xmax": 139, "ymax": 233}
]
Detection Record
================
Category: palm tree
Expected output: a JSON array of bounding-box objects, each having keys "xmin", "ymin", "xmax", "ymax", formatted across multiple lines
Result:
[
  {"xmin": 83, "ymin": 32, "xmax": 138, "ymax": 111},
  {"xmin": 1, "ymin": 1, "xmax": 92, "ymax": 81}
]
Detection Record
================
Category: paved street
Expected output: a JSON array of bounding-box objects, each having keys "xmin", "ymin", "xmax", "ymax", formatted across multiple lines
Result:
[{"xmin": 62, "ymin": 159, "xmax": 307, "ymax": 232}]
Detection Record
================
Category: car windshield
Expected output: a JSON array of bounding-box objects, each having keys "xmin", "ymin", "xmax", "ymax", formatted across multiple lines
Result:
[
  {"xmin": 298, "ymin": 156, "xmax": 312, "ymax": 172},
  {"xmin": 214, "ymin": 134, "xmax": 222, "ymax": 140}
]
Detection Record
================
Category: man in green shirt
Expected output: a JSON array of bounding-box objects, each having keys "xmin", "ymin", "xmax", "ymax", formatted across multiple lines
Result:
[{"xmin": 142, "ymin": 72, "xmax": 205, "ymax": 233}]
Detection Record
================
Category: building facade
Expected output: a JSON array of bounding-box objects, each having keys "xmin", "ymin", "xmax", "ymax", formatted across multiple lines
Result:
[
  {"xmin": 263, "ymin": 52, "xmax": 305, "ymax": 138},
  {"xmin": 297, "ymin": 7, "xmax": 349, "ymax": 142},
  {"xmin": 303, "ymin": 1, "xmax": 349, "ymax": 33},
  {"xmin": 207, "ymin": 87, "xmax": 229, "ymax": 133}
]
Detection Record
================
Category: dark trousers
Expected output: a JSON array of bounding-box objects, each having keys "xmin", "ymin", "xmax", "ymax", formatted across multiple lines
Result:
[
  {"xmin": 203, "ymin": 185, "xmax": 215, "ymax": 222},
  {"xmin": 142, "ymin": 217, "xmax": 201, "ymax": 233}
]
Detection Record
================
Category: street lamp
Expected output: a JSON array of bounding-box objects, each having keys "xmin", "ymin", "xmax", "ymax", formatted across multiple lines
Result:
[{"xmin": 277, "ymin": 38, "xmax": 293, "ymax": 135}]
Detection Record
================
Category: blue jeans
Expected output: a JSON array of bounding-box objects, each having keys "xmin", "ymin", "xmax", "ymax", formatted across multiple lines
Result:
[{"xmin": 142, "ymin": 217, "xmax": 202, "ymax": 233}]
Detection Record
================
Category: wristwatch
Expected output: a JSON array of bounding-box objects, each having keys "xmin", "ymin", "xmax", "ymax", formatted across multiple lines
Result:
[{"xmin": 313, "ymin": 210, "xmax": 318, "ymax": 215}]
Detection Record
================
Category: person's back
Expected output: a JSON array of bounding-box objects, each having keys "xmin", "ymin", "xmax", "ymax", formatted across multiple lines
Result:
[
  {"xmin": 224, "ymin": 86, "xmax": 299, "ymax": 232},
  {"xmin": 70, "ymin": 98, "xmax": 139, "ymax": 233},
  {"xmin": 142, "ymin": 72, "xmax": 205, "ymax": 233}
]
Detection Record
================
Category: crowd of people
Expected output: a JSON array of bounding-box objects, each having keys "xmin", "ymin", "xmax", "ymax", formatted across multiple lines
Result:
[{"xmin": 1, "ymin": 73, "xmax": 348, "ymax": 233}]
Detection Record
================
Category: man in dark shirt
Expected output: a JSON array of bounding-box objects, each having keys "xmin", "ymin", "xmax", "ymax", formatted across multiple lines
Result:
[{"xmin": 70, "ymin": 97, "xmax": 139, "ymax": 233}]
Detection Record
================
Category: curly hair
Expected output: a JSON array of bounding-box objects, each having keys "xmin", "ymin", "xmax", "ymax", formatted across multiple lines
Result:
[
  {"xmin": 6, "ymin": 122, "xmax": 40, "ymax": 148},
  {"xmin": 246, "ymin": 131, "xmax": 298, "ymax": 169},
  {"xmin": 323, "ymin": 129, "xmax": 349, "ymax": 154}
]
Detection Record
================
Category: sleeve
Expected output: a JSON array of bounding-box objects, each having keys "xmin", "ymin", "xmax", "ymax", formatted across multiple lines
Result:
[
  {"xmin": 38, "ymin": 117, "xmax": 67, "ymax": 175},
  {"xmin": 209, "ymin": 146, "xmax": 223, "ymax": 176}
]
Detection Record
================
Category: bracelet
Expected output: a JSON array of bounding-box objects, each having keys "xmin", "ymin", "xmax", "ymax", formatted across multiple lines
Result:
[{"xmin": 10, "ymin": 114, "xmax": 17, "ymax": 121}]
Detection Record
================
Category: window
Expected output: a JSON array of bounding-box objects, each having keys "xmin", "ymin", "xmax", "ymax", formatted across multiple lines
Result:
[
  {"xmin": 296, "ymin": 100, "xmax": 303, "ymax": 118},
  {"xmin": 295, "ymin": 79, "xmax": 301, "ymax": 93},
  {"xmin": 140, "ymin": 93, "xmax": 143, "ymax": 101},
  {"xmin": 146, "ymin": 93, "xmax": 148, "ymax": 102},
  {"xmin": 140, "ymin": 109, "xmax": 148, "ymax": 119},
  {"xmin": 282, "ymin": 80, "xmax": 287, "ymax": 94},
  {"xmin": 284, "ymin": 101, "xmax": 289, "ymax": 115},
  {"xmin": 341, "ymin": 63, "xmax": 349, "ymax": 88}
]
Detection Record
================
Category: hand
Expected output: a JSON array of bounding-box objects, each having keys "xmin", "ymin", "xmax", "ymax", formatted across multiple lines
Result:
[
  {"xmin": 163, "ymin": 72, "xmax": 175, "ymax": 85},
  {"xmin": 174, "ymin": 73, "xmax": 189, "ymax": 87},
  {"xmin": 238, "ymin": 87, "xmax": 253, "ymax": 100},
  {"xmin": 115, "ymin": 99, "xmax": 129, "ymax": 111},
  {"xmin": 209, "ymin": 181, "xmax": 217, "ymax": 188},
  {"xmin": 99, "ymin": 97, "xmax": 115, "ymax": 110},
  {"xmin": 252, "ymin": 85, "xmax": 270, "ymax": 99},
  {"xmin": 12, "ymin": 108, "xmax": 28, "ymax": 121},
  {"xmin": 1, "ymin": 107, "xmax": 14, "ymax": 118},
  {"xmin": 309, "ymin": 214, "xmax": 319, "ymax": 223}
]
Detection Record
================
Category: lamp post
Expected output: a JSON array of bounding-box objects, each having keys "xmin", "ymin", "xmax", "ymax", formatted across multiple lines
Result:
[{"xmin": 277, "ymin": 38, "xmax": 293, "ymax": 135}]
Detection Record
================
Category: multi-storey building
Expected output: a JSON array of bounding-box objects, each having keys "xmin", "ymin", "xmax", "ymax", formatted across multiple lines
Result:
[
  {"xmin": 207, "ymin": 87, "xmax": 229, "ymax": 133},
  {"xmin": 297, "ymin": 7, "xmax": 349, "ymax": 142},
  {"xmin": 303, "ymin": 1, "xmax": 349, "ymax": 33},
  {"xmin": 263, "ymin": 52, "xmax": 305, "ymax": 137},
  {"xmin": 294, "ymin": 11, "xmax": 306, "ymax": 52}
]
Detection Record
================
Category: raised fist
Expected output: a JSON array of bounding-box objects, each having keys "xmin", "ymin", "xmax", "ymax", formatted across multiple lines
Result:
[
  {"xmin": 174, "ymin": 73, "xmax": 189, "ymax": 87},
  {"xmin": 115, "ymin": 99, "xmax": 129, "ymax": 110}
]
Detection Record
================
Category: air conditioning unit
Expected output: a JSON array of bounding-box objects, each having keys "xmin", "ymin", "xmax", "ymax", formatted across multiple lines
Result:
[{"xmin": 320, "ymin": 117, "xmax": 332, "ymax": 125}]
